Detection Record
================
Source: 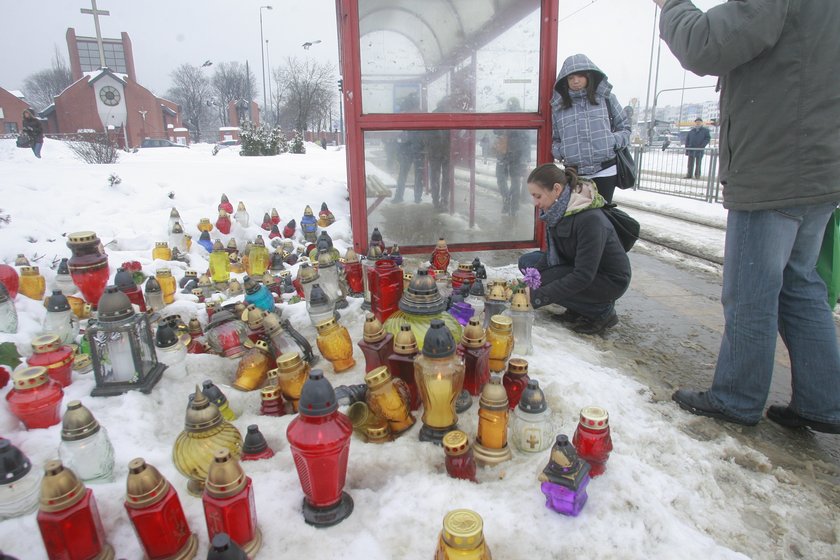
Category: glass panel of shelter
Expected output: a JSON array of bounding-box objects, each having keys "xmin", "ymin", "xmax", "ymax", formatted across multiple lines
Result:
[{"xmin": 363, "ymin": 128, "xmax": 537, "ymax": 247}]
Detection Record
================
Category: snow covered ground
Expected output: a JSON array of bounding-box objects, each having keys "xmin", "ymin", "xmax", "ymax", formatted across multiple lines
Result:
[{"xmin": 0, "ymin": 139, "xmax": 837, "ymax": 559}]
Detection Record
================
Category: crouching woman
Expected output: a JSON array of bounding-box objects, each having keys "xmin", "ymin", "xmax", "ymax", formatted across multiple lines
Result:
[{"xmin": 519, "ymin": 163, "xmax": 631, "ymax": 335}]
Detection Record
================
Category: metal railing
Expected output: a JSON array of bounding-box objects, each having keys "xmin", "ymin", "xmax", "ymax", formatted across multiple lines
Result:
[{"xmin": 632, "ymin": 145, "xmax": 721, "ymax": 203}]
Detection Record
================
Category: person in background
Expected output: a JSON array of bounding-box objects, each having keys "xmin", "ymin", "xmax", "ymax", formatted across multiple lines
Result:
[
  {"xmin": 519, "ymin": 163, "xmax": 631, "ymax": 335},
  {"xmin": 684, "ymin": 118, "xmax": 710, "ymax": 179},
  {"xmin": 656, "ymin": 0, "xmax": 840, "ymax": 434},
  {"xmin": 426, "ymin": 96, "xmax": 455, "ymax": 212},
  {"xmin": 551, "ymin": 54, "xmax": 631, "ymax": 204},
  {"xmin": 393, "ymin": 94, "xmax": 425, "ymax": 204},
  {"xmin": 495, "ymin": 98, "xmax": 528, "ymax": 216},
  {"xmin": 22, "ymin": 109, "xmax": 44, "ymax": 158}
]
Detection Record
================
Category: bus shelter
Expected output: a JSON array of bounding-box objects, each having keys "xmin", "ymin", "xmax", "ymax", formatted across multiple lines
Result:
[{"xmin": 336, "ymin": 0, "xmax": 559, "ymax": 254}]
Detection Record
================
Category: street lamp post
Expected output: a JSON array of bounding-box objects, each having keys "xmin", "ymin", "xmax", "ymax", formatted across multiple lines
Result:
[
  {"xmin": 266, "ymin": 39, "xmax": 272, "ymax": 126},
  {"xmin": 259, "ymin": 5, "xmax": 273, "ymax": 114}
]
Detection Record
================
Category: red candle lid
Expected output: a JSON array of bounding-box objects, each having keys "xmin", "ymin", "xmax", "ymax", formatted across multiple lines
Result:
[
  {"xmin": 579, "ymin": 406, "xmax": 609, "ymax": 430},
  {"xmin": 12, "ymin": 366, "xmax": 50, "ymax": 389},
  {"xmin": 31, "ymin": 334, "xmax": 61, "ymax": 354}
]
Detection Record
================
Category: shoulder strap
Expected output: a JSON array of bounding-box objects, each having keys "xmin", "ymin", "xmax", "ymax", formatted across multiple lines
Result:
[{"xmin": 605, "ymin": 96, "xmax": 615, "ymax": 132}]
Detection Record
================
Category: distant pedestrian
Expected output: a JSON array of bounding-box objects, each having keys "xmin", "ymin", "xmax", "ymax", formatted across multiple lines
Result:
[
  {"xmin": 22, "ymin": 109, "xmax": 44, "ymax": 158},
  {"xmin": 661, "ymin": 137, "xmax": 671, "ymax": 151},
  {"xmin": 551, "ymin": 54, "xmax": 631, "ymax": 204},
  {"xmin": 495, "ymin": 97, "xmax": 528, "ymax": 216},
  {"xmin": 320, "ymin": 138, "xmax": 327, "ymax": 150},
  {"xmin": 683, "ymin": 118, "xmax": 710, "ymax": 178},
  {"xmin": 657, "ymin": 0, "xmax": 840, "ymax": 434},
  {"xmin": 393, "ymin": 93, "xmax": 426, "ymax": 204}
]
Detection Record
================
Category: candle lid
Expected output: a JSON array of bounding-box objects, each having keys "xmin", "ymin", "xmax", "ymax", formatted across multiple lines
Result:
[
  {"xmin": 0, "ymin": 438, "xmax": 32, "ymax": 484},
  {"xmin": 422, "ymin": 319, "xmax": 456, "ymax": 358},
  {"xmin": 393, "ymin": 324, "xmax": 418, "ymax": 355},
  {"xmin": 518, "ymin": 380, "xmax": 547, "ymax": 414},
  {"xmin": 457, "ymin": 263, "xmax": 472, "ymax": 272},
  {"xmin": 309, "ymin": 284, "xmax": 331, "ymax": 306},
  {"xmin": 343, "ymin": 248, "xmax": 359, "ymax": 263},
  {"xmin": 317, "ymin": 251, "xmax": 335, "ymax": 268},
  {"xmin": 486, "ymin": 282, "xmax": 508, "ymax": 302},
  {"xmin": 208, "ymin": 533, "xmax": 247, "ymax": 559},
  {"xmin": 31, "ymin": 333, "xmax": 61, "ymax": 354},
  {"xmin": 579, "ymin": 406, "xmax": 609, "ymax": 429},
  {"xmin": 73, "ymin": 354, "xmax": 93, "ymax": 373},
  {"xmin": 460, "ymin": 318, "xmax": 486, "ymax": 348},
  {"xmin": 171, "ymin": 221, "xmax": 184, "ymax": 234},
  {"xmin": 97, "ymin": 286, "xmax": 135, "ymax": 321},
  {"xmin": 201, "ymin": 380, "xmax": 228, "ymax": 406},
  {"xmin": 114, "ymin": 268, "xmax": 136, "ymax": 291},
  {"xmin": 400, "ymin": 270, "xmax": 446, "ymax": 315},
  {"xmin": 277, "ymin": 352, "xmax": 303, "ymax": 372},
  {"xmin": 155, "ymin": 323, "xmax": 179, "ymax": 349},
  {"xmin": 205, "ymin": 449, "xmax": 247, "ymax": 498},
  {"xmin": 66, "ymin": 231, "xmax": 99, "ymax": 245},
  {"xmin": 45, "ymin": 291, "xmax": 71, "ymax": 313},
  {"xmin": 12, "ymin": 366, "xmax": 49, "ymax": 389},
  {"xmin": 19, "ymin": 266, "xmax": 38, "ymax": 276},
  {"xmin": 442, "ymin": 430, "xmax": 470, "ymax": 457},
  {"xmin": 297, "ymin": 263, "xmax": 319, "ymax": 284},
  {"xmin": 243, "ymin": 425, "xmax": 269, "ymax": 455},
  {"xmin": 297, "ymin": 370, "xmax": 338, "ymax": 417},
  {"xmin": 126, "ymin": 458, "xmax": 171, "ymax": 509},
  {"xmin": 39, "ymin": 460, "xmax": 85, "ymax": 512},
  {"xmin": 61, "ymin": 400, "xmax": 101, "ymax": 441},
  {"xmin": 154, "ymin": 241, "xmax": 169, "ymax": 249},
  {"xmin": 57, "ymin": 258, "xmax": 70, "ymax": 275},
  {"xmin": 362, "ymin": 312, "xmax": 386, "ymax": 342},
  {"xmin": 156, "ymin": 268, "xmax": 173, "ymax": 278},
  {"xmin": 442, "ymin": 509, "xmax": 484, "ymax": 550},
  {"xmin": 489, "ymin": 315, "xmax": 512, "ymax": 332},
  {"xmin": 479, "ymin": 377, "xmax": 509, "ymax": 410},
  {"xmin": 170, "ymin": 208, "xmax": 180, "ymax": 219},
  {"xmin": 364, "ymin": 366, "xmax": 392, "ymax": 390},
  {"xmin": 314, "ymin": 316, "xmax": 339, "ymax": 334},
  {"xmin": 260, "ymin": 385, "xmax": 282, "ymax": 401},
  {"xmin": 510, "ymin": 289, "xmax": 532, "ymax": 311},
  {"xmin": 365, "ymin": 423, "xmax": 390, "ymax": 441},
  {"xmin": 185, "ymin": 385, "xmax": 222, "ymax": 432},
  {"xmin": 468, "ymin": 280, "xmax": 485, "ymax": 298},
  {"xmin": 506, "ymin": 358, "xmax": 528, "ymax": 376}
]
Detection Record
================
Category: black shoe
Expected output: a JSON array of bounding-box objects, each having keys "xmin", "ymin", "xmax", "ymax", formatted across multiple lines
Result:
[
  {"xmin": 571, "ymin": 310, "xmax": 618, "ymax": 335},
  {"xmin": 553, "ymin": 309, "xmax": 583, "ymax": 324},
  {"xmin": 766, "ymin": 405, "xmax": 840, "ymax": 434},
  {"xmin": 683, "ymin": 175, "xmax": 693, "ymax": 179},
  {"xmin": 672, "ymin": 390, "xmax": 759, "ymax": 426}
]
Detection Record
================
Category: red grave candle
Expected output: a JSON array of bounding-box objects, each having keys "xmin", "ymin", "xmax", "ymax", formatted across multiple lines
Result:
[
  {"xmin": 66, "ymin": 231, "xmax": 110, "ymax": 307},
  {"xmin": 202, "ymin": 449, "xmax": 261, "ymax": 556},
  {"xmin": 27, "ymin": 334, "xmax": 74, "ymax": 387},
  {"xmin": 0, "ymin": 263, "xmax": 19, "ymax": 298},
  {"xmin": 357, "ymin": 313, "xmax": 394, "ymax": 373},
  {"xmin": 341, "ymin": 253, "xmax": 364, "ymax": 296},
  {"xmin": 6, "ymin": 366, "xmax": 64, "ymax": 429},
  {"xmin": 286, "ymin": 370, "xmax": 354, "ymax": 527},
  {"xmin": 502, "ymin": 358, "xmax": 531, "ymax": 410},
  {"xmin": 125, "ymin": 458, "xmax": 197, "ymax": 560},
  {"xmin": 443, "ymin": 430, "xmax": 477, "ymax": 482},
  {"xmin": 457, "ymin": 318, "xmax": 491, "ymax": 397},
  {"xmin": 37, "ymin": 460, "xmax": 113, "ymax": 560},
  {"xmin": 572, "ymin": 406, "xmax": 614, "ymax": 477},
  {"xmin": 370, "ymin": 259, "xmax": 403, "ymax": 323}
]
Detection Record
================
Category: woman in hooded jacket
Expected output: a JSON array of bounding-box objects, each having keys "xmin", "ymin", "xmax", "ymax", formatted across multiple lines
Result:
[
  {"xmin": 519, "ymin": 163, "xmax": 631, "ymax": 335},
  {"xmin": 551, "ymin": 54, "xmax": 631, "ymax": 204},
  {"xmin": 22, "ymin": 109, "xmax": 44, "ymax": 158}
]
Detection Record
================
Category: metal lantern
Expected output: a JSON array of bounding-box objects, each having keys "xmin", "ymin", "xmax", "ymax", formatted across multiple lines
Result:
[{"xmin": 86, "ymin": 286, "xmax": 165, "ymax": 397}]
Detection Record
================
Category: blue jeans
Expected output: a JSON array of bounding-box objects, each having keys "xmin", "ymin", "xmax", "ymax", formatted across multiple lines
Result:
[
  {"xmin": 518, "ymin": 251, "xmax": 615, "ymax": 320},
  {"xmin": 32, "ymin": 142, "xmax": 43, "ymax": 158},
  {"xmin": 708, "ymin": 202, "xmax": 840, "ymax": 424}
]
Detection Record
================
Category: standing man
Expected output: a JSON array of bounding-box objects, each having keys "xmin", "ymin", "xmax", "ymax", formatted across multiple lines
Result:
[
  {"xmin": 655, "ymin": 0, "xmax": 840, "ymax": 433},
  {"xmin": 683, "ymin": 117, "xmax": 710, "ymax": 179}
]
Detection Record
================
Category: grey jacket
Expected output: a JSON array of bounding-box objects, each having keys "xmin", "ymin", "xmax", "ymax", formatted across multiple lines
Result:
[
  {"xmin": 660, "ymin": 0, "xmax": 840, "ymax": 210},
  {"xmin": 551, "ymin": 54, "xmax": 631, "ymax": 177}
]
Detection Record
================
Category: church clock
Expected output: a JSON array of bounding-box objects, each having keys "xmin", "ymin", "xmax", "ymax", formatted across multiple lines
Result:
[{"xmin": 99, "ymin": 85, "xmax": 121, "ymax": 106}]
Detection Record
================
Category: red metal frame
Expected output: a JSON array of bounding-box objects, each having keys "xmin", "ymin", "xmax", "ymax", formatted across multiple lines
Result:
[{"xmin": 337, "ymin": 0, "xmax": 558, "ymax": 255}]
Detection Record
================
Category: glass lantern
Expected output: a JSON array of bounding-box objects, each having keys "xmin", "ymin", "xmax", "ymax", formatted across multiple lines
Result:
[
  {"xmin": 86, "ymin": 286, "xmax": 165, "ymax": 397},
  {"xmin": 483, "ymin": 281, "xmax": 510, "ymax": 328},
  {"xmin": 307, "ymin": 284, "xmax": 335, "ymax": 328},
  {"xmin": 317, "ymin": 252, "xmax": 346, "ymax": 309},
  {"xmin": 42, "ymin": 291, "xmax": 79, "ymax": 344},
  {"xmin": 155, "ymin": 321, "xmax": 188, "ymax": 379},
  {"xmin": 58, "ymin": 400, "xmax": 115, "ymax": 483},
  {"xmin": 204, "ymin": 309, "xmax": 250, "ymax": 359},
  {"xmin": 0, "ymin": 283, "xmax": 17, "ymax": 334},
  {"xmin": 66, "ymin": 231, "xmax": 110, "ymax": 308},
  {"xmin": 511, "ymin": 380, "xmax": 555, "ymax": 454},
  {"xmin": 509, "ymin": 288, "xmax": 534, "ymax": 355},
  {"xmin": 0, "ymin": 437, "xmax": 42, "ymax": 520},
  {"xmin": 414, "ymin": 319, "xmax": 465, "ymax": 444},
  {"xmin": 234, "ymin": 201, "xmax": 250, "ymax": 228}
]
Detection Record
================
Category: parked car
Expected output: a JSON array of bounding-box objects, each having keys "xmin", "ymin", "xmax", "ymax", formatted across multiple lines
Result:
[
  {"xmin": 212, "ymin": 139, "xmax": 240, "ymax": 155},
  {"xmin": 141, "ymin": 138, "xmax": 188, "ymax": 148}
]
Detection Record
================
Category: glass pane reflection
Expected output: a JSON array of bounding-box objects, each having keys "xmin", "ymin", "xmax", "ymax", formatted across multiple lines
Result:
[
  {"xmin": 364, "ymin": 129, "xmax": 538, "ymax": 247},
  {"xmin": 358, "ymin": 0, "xmax": 541, "ymax": 114}
]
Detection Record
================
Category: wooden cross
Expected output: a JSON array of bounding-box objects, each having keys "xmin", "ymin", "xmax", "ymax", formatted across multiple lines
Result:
[{"xmin": 80, "ymin": 0, "xmax": 110, "ymax": 69}]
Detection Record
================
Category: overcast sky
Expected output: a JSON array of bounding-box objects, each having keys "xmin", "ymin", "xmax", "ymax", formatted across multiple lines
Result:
[{"xmin": 0, "ymin": 0, "xmax": 724, "ymax": 109}]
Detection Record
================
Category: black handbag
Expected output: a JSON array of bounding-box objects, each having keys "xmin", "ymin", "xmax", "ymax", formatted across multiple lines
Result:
[
  {"xmin": 614, "ymin": 145, "xmax": 636, "ymax": 190},
  {"xmin": 601, "ymin": 204, "xmax": 640, "ymax": 251},
  {"xmin": 606, "ymin": 101, "xmax": 636, "ymax": 189},
  {"xmin": 15, "ymin": 134, "xmax": 30, "ymax": 148}
]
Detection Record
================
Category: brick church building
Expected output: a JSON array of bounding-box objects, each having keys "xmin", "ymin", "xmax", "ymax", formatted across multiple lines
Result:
[{"xmin": 40, "ymin": 26, "xmax": 187, "ymax": 148}]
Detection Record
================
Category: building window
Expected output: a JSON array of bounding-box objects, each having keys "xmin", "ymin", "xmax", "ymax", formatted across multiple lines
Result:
[
  {"xmin": 77, "ymin": 39, "xmax": 127, "ymax": 73},
  {"xmin": 5, "ymin": 122, "xmax": 19, "ymax": 134}
]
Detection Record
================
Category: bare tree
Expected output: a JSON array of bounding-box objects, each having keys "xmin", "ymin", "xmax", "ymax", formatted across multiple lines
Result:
[
  {"xmin": 210, "ymin": 62, "xmax": 256, "ymax": 126},
  {"xmin": 167, "ymin": 64, "xmax": 213, "ymax": 142},
  {"xmin": 21, "ymin": 47, "xmax": 74, "ymax": 111},
  {"xmin": 277, "ymin": 57, "xmax": 337, "ymax": 132},
  {"xmin": 269, "ymin": 66, "xmax": 289, "ymax": 128}
]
